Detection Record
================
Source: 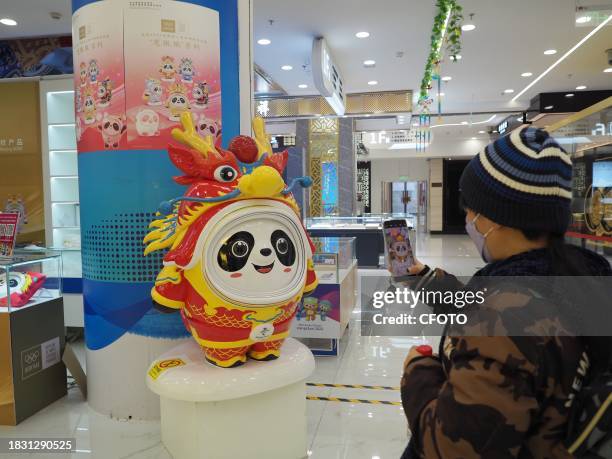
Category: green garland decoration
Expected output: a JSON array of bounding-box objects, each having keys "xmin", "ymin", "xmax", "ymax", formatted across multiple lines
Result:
[{"xmin": 419, "ymin": 0, "xmax": 463, "ymax": 102}]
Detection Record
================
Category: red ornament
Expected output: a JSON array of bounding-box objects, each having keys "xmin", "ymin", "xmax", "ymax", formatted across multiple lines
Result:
[
  {"xmin": 415, "ymin": 345, "xmax": 433, "ymax": 356},
  {"xmin": 228, "ymin": 135, "xmax": 259, "ymax": 164}
]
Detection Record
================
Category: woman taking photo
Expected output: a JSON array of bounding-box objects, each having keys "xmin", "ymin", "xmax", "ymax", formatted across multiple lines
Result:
[{"xmin": 399, "ymin": 127, "xmax": 611, "ymax": 458}]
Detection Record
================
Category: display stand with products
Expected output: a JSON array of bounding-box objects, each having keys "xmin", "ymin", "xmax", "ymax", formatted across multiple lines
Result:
[
  {"xmin": 291, "ymin": 237, "xmax": 358, "ymax": 356},
  {"xmin": 549, "ymin": 96, "xmax": 612, "ymax": 259},
  {"xmin": 0, "ymin": 253, "xmax": 67, "ymax": 425},
  {"xmin": 306, "ymin": 214, "xmax": 414, "ymax": 267},
  {"xmin": 146, "ymin": 338, "xmax": 314, "ymax": 459},
  {"xmin": 39, "ymin": 76, "xmax": 83, "ymax": 327}
]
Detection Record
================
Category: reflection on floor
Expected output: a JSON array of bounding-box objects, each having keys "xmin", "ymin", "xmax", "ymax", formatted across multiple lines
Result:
[{"xmin": 0, "ymin": 235, "xmax": 479, "ymax": 459}]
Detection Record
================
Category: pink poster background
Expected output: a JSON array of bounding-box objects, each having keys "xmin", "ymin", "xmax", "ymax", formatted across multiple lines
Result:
[
  {"xmin": 72, "ymin": 2, "xmax": 126, "ymax": 153},
  {"xmin": 123, "ymin": 3, "xmax": 222, "ymax": 150}
]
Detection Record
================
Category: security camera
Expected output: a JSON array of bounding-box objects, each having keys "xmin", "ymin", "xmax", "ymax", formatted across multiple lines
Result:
[{"xmin": 607, "ymin": 49, "xmax": 612, "ymax": 66}]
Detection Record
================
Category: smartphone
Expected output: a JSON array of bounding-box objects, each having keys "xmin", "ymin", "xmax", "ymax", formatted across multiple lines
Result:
[{"xmin": 382, "ymin": 219, "xmax": 414, "ymax": 277}]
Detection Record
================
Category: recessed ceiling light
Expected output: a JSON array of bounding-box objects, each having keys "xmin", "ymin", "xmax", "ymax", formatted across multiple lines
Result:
[
  {"xmin": 281, "ymin": 65, "xmax": 293, "ymax": 71},
  {"xmin": 0, "ymin": 18, "xmax": 17, "ymax": 26},
  {"xmin": 449, "ymin": 54, "xmax": 462, "ymax": 61},
  {"xmin": 576, "ymin": 15, "xmax": 592, "ymax": 24},
  {"xmin": 363, "ymin": 59, "xmax": 376, "ymax": 67},
  {"xmin": 438, "ymin": 92, "xmax": 445, "ymax": 96},
  {"xmin": 504, "ymin": 89, "xmax": 515, "ymax": 94},
  {"xmin": 565, "ymin": 93, "xmax": 575, "ymax": 97},
  {"xmin": 367, "ymin": 80, "xmax": 378, "ymax": 86},
  {"xmin": 512, "ymin": 14, "xmax": 612, "ymax": 102},
  {"xmin": 441, "ymin": 76, "xmax": 452, "ymax": 81},
  {"xmin": 471, "ymin": 137, "xmax": 477, "ymax": 140},
  {"xmin": 298, "ymin": 84, "xmax": 308, "ymax": 89},
  {"xmin": 356, "ymin": 31, "xmax": 370, "ymax": 38},
  {"xmin": 604, "ymin": 67, "xmax": 612, "ymax": 73},
  {"xmin": 544, "ymin": 49, "xmax": 557, "ymax": 55},
  {"xmin": 461, "ymin": 24, "xmax": 476, "ymax": 31},
  {"xmin": 257, "ymin": 38, "xmax": 271, "ymax": 45},
  {"xmin": 544, "ymin": 105, "xmax": 554, "ymax": 110},
  {"xmin": 576, "ymin": 85, "xmax": 587, "ymax": 90},
  {"xmin": 478, "ymin": 130, "xmax": 486, "ymax": 134},
  {"xmin": 521, "ymin": 72, "xmax": 533, "ymax": 77},
  {"xmin": 461, "ymin": 121, "xmax": 468, "ymax": 125}
]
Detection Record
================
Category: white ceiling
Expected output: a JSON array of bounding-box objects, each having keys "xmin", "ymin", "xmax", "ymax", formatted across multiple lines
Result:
[
  {"xmin": 1, "ymin": 0, "xmax": 609, "ymax": 119},
  {"xmin": 0, "ymin": 0, "xmax": 71, "ymax": 39},
  {"xmin": 253, "ymin": 0, "xmax": 612, "ymax": 113}
]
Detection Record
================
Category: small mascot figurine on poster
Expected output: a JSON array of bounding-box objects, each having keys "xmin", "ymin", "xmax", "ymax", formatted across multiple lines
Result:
[{"xmin": 144, "ymin": 113, "xmax": 318, "ymax": 368}]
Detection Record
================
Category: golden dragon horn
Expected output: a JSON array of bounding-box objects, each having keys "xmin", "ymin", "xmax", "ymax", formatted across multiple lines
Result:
[
  {"xmin": 252, "ymin": 116, "xmax": 272, "ymax": 159},
  {"xmin": 171, "ymin": 112, "xmax": 219, "ymax": 158}
]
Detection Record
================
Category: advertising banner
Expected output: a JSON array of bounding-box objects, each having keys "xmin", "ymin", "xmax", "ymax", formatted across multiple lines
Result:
[
  {"xmin": 124, "ymin": 2, "xmax": 222, "ymax": 150},
  {"xmin": 0, "ymin": 81, "xmax": 44, "ymax": 244},
  {"xmin": 72, "ymin": 1, "xmax": 126, "ymax": 152},
  {"xmin": 0, "ymin": 213, "xmax": 19, "ymax": 257},
  {"xmin": 72, "ymin": 0, "xmax": 240, "ymax": 351},
  {"xmin": 291, "ymin": 284, "xmax": 341, "ymax": 339},
  {"xmin": 72, "ymin": 0, "xmax": 223, "ymax": 154}
]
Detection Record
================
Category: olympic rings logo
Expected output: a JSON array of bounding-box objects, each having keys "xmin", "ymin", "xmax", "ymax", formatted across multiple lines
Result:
[{"xmin": 24, "ymin": 350, "xmax": 40, "ymax": 364}]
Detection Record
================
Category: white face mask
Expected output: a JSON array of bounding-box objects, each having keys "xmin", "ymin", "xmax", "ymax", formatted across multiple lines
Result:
[{"xmin": 465, "ymin": 214, "xmax": 496, "ymax": 263}]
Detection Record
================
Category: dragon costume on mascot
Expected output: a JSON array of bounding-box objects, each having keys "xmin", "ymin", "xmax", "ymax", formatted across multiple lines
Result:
[{"xmin": 144, "ymin": 113, "xmax": 317, "ymax": 368}]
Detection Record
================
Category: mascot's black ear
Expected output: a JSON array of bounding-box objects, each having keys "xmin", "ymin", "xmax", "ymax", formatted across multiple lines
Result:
[{"xmin": 152, "ymin": 301, "xmax": 179, "ymax": 314}]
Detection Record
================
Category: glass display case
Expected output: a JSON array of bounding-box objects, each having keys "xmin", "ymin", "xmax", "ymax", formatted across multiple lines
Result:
[
  {"xmin": 311, "ymin": 237, "xmax": 356, "ymax": 284},
  {"xmin": 305, "ymin": 214, "xmax": 411, "ymax": 268},
  {"xmin": 305, "ymin": 213, "xmax": 416, "ymax": 230},
  {"xmin": 549, "ymin": 97, "xmax": 612, "ymax": 260},
  {"xmin": 292, "ymin": 237, "xmax": 358, "ymax": 355},
  {"xmin": 0, "ymin": 253, "xmax": 62, "ymax": 312}
]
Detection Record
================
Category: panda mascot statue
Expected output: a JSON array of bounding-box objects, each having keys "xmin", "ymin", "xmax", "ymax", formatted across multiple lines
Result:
[{"xmin": 144, "ymin": 113, "xmax": 318, "ymax": 368}]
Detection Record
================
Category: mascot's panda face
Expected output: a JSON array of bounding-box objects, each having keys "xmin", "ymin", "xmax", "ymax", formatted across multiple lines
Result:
[
  {"xmin": 200, "ymin": 201, "xmax": 309, "ymax": 306},
  {"xmin": 0, "ymin": 272, "xmax": 26, "ymax": 296}
]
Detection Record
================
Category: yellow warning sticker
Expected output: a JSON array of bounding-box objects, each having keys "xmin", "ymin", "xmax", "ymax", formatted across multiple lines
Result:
[{"xmin": 148, "ymin": 358, "xmax": 186, "ymax": 380}]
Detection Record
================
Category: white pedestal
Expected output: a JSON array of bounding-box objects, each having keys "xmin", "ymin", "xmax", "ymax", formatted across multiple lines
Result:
[{"xmin": 146, "ymin": 338, "xmax": 315, "ymax": 459}]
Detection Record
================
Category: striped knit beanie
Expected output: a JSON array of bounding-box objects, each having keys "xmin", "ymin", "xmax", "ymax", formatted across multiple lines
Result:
[{"xmin": 459, "ymin": 126, "xmax": 572, "ymax": 234}]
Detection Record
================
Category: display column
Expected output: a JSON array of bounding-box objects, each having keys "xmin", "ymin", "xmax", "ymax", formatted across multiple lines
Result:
[
  {"xmin": 72, "ymin": 0, "xmax": 252, "ymax": 419},
  {"xmin": 338, "ymin": 117, "xmax": 356, "ymax": 216},
  {"xmin": 287, "ymin": 119, "xmax": 309, "ymax": 216}
]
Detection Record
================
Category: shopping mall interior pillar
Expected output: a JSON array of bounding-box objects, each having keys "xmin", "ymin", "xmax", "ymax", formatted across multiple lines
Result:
[
  {"xmin": 290, "ymin": 117, "xmax": 355, "ymax": 217},
  {"xmin": 337, "ymin": 117, "xmax": 356, "ymax": 216},
  {"xmin": 71, "ymin": 0, "xmax": 253, "ymax": 419}
]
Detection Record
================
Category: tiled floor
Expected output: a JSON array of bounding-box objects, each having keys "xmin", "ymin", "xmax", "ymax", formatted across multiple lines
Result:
[{"xmin": 0, "ymin": 235, "xmax": 480, "ymax": 459}]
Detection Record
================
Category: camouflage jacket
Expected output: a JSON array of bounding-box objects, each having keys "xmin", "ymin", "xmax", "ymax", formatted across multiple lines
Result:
[{"xmin": 401, "ymin": 248, "xmax": 611, "ymax": 458}]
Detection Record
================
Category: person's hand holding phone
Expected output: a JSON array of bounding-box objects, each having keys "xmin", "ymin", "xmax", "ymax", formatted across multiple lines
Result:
[{"xmin": 386, "ymin": 256, "xmax": 425, "ymax": 276}]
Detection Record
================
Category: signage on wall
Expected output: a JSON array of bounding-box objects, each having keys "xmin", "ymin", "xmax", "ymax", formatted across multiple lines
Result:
[
  {"xmin": 592, "ymin": 122, "xmax": 612, "ymax": 136},
  {"xmin": 0, "ymin": 138, "xmax": 24, "ymax": 153},
  {"xmin": 312, "ymin": 38, "xmax": 346, "ymax": 116},
  {"xmin": 256, "ymin": 100, "xmax": 270, "ymax": 117}
]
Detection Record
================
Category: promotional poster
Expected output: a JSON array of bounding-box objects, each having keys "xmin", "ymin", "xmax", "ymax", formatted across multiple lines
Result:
[
  {"xmin": 72, "ymin": 1, "xmax": 126, "ymax": 152},
  {"xmin": 124, "ymin": 2, "xmax": 222, "ymax": 150},
  {"xmin": 291, "ymin": 284, "xmax": 341, "ymax": 339},
  {"xmin": 0, "ymin": 213, "xmax": 19, "ymax": 257}
]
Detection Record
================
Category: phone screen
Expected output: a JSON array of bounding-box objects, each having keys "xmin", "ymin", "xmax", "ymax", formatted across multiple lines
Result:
[{"xmin": 382, "ymin": 219, "xmax": 414, "ymax": 277}]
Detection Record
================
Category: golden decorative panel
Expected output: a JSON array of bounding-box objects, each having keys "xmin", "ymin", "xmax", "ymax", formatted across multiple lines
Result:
[
  {"xmin": 309, "ymin": 157, "xmax": 322, "ymax": 217},
  {"xmin": 255, "ymin": 91, "xmax": 413, "ymax": 118}
]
